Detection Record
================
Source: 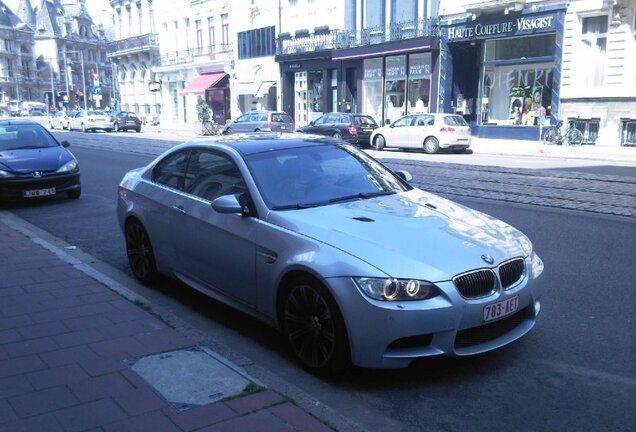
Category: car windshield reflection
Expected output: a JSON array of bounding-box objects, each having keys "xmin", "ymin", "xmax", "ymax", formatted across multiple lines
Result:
[
  {"xmin": 245, "ymin": 144, "xmax": 411, "ymax": 210},
  {"xmin": 0, "ymin": 125, "xmax": 59, "ymax": 151}
]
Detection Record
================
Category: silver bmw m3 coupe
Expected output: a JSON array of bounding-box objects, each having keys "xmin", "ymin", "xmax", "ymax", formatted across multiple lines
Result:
[{"xmin": 117, "ymin": 134, "xmax": 544, "ymax": 374}]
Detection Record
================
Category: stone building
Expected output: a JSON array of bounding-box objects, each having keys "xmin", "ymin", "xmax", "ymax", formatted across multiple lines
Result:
[{"xmin": 107, "ymin": 0, "xmax": 160, "ymax": 123}]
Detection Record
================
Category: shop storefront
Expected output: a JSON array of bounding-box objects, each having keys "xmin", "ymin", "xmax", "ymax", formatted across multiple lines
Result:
[
  {"xmin": 277, "ymin": 36, "xmax": 439, "ymax": 128},
  {"xmin": 440, "ymin": 5, "xmax": 567, "ymax": 139}
]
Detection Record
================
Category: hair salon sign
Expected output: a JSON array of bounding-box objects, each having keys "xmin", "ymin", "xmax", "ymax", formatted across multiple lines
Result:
[{"xmin": 446, "ymin": 13, "xmax": 556, "ymax": 41}]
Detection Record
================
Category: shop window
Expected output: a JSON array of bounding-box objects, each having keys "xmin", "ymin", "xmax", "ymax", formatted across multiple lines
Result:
[
  {"xmin": 308, "ymin": 71, "xmax": 323, "ymax": 113},
  {"xmin": 363, "ymin": 58, "xmax": 384, "ymax": 124},
  {"xmin": 329, "ymin": 69, "xmax": 338, "ymax": 112},
  {"xmin": 581, "ymin": 15, "xmax": 608, "ymax": 88},
  {"xmin": 407, "ymin": 53, "xmax": 431, "ymax": 114},
  {"xmin": 384, "ymin": 55, "xmax": 406, "ymax": 124},
  {"xmin": 571, "ymin": 118, "xmax": 600, "ymax": 144},
  {"xmin": 621, "ymin": 119, "xmax": 636, "ymax": 146}
]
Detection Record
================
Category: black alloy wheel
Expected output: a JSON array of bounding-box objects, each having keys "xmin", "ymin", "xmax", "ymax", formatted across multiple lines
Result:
[
  {"xmin": 125, "ymin": 220, "xmax": 159, "ymax": 284},
  {"xmin": 282, "ymin": 278, "xmax": 350, "ymax": 375}
]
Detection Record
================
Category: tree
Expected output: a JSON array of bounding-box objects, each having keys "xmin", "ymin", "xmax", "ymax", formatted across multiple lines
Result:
[{"xmin": 196, "ymin": 97, "xmax": 211, "ymax": 123}]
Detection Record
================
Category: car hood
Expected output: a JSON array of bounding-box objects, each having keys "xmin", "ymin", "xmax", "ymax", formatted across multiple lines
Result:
[
  {"xmin": 266, "ymin": 189, "xmax": 526, "ymax": 281},
  {"xmin": 0, "ymin": 146, "xmax": 72, "ymax": 173}
]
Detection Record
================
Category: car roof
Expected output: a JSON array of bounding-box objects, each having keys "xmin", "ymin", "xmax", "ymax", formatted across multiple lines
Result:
[{"xmin": 182, "ymin": 133, "xmax": 337, "ymax": 156}]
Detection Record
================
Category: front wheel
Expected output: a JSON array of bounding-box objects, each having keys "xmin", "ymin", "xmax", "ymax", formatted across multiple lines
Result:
[
  {"xmin": 65, "ymin": 122, "xmax": 72, "ymax": 131},
  {"xmin": 81, "ymin": 123, "xmax": 87, "ymax": 133},
  {"xmin": 543, "ymin": 127, "xmax": 559, "ymax": 145},
  {"xmin": 125, "ymin": 220, "xmax": 160, "ymax": 285},
  {"xmin": 114, "ymin": 123, "xmax": 120, "ymax": 132},
  {"xmin": 223, "ymin": 127, "xmax": 233, "ymax": 135},
  {"xmin": 567, "ymin": 128, "xmax": 583, "ymax": 146},
  {"xmin": 424, "ymin": 136, "xmax": 440, "ymax": 154},
  {"xmin": 372, "ymin": 135, "xmax": 385, "ymax": 151},
  {"xmin": 281, "ymin": 277, "xmax": 350, "ymax": 375}
]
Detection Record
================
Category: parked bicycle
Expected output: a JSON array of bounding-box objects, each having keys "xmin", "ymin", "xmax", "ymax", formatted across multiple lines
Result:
[
  {"xmin": 201, "ymin": 121, "xmax": 221, "ymax": 136},
  {"xmin": 543, "ymin": 119, "xmax": 584, "ymax": 146}
]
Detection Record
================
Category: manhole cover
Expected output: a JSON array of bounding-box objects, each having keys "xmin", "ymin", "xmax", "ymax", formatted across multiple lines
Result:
[{"xmin": 129, "ymin": 347, "xmax": 253, "ymax": 410}]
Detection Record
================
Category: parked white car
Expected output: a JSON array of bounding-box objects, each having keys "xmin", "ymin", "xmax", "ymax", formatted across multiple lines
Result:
[
  {"xmin": 370, "ymin": 113, "xmax": 472, "ymax": 154},
  {"xmin": 68, "ymin": 110, "xmax": 113, "ymax": 132}
]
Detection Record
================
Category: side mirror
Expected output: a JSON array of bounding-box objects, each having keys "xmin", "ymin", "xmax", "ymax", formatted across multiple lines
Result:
[
  {"xmin": 385, "ymin": 119, "xmax": 391, "ymax": 126},
  {"xmin": 211, "ymin": 194, "xmax": 250, "ymax": 215},
  {"xmin": 395, "ymin": 170, "xmax": 412, "ymax": 183},
  {"xmin": 61, "ymin": 141, "xmax": 70, "ymax": 148}
]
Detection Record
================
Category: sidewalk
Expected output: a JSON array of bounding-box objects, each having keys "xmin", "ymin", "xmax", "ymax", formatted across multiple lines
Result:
[{"xmin": 0, "ymin": 219, "xmax": 335, "ymax": 432}]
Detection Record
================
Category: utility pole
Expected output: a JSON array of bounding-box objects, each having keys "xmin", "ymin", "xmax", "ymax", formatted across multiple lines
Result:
[
  {"xmin": 63, "ymin": 50, "xmax": 70, "ymax": 107},
  {"xmin": 49, "ymin": 59, "xmax": 55, "ymax": 116},
  {"xmin": 80, "ymin": 50, "xmax": 87, "ymax": 111}
]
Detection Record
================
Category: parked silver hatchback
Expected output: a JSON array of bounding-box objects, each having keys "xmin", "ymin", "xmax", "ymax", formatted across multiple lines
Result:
[{"xmin": 222, "ymin": 111, "xmax": 294, "ymax": 134}]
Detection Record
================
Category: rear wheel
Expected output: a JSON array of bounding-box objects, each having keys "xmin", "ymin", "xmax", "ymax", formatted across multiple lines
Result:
[
  {"xmin": 424, "ymin": 136, "xmax": 440, "ymax": 154},
  {"xmin": 65, "ymin": 122, "xmax": 72, "ymax": 131},
  {"xmin": 125, "ymin": 220, "xmax": 159, "ymax": 285},
  {"xmin": 135, "ymin": 127, "xmax": 141, "ymax": 133},
  {"xmin": 114, "ymin": 122, "xmax": 120, "ymax": 132},
  {"xmin": 543, "ymin": 127, "xmax": 559, "ymax": 145},
  {"xmin": 81, "ymin": 123, "xmax": 87, "ymax": 133},
  {"xmin": 372, "ymin": 134, "xmax": 385, "ymax": 151},
  {"xmin": 281, "ymin": 277, "xmax": 350, "ymax": 375},
  {"xmin": 567, "ymin": 128, "xmax": 583, "ymax": 146},
  {"xmin": 223, "ymin": 127, "xmax": 233, "ymax": 135}
]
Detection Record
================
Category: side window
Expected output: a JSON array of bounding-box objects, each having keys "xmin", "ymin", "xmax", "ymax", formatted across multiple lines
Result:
[
  {"xmin": 339, "ymin": 115, "xmax": 350, "ymax": 124},
  {"xmin": 248, "ymin": 113, "xmax": 260, "ymax": 122},
  {"xmin": 235, "ymin": 114, "xmax": 248, "ymax": 123},
  {"xmin": 75, "ymin": 112, "xmax": 82, "ymax": 118},
  {"xmin": 259, "ymin": 113, "xmax": 268, "ymax": 121},
  {"xmin": 184, "ymin": 150, "xmax": 246, "ymax": 202},
  {"xmin": 325, "ymin": 114, "xmax": 339, "ymax": 123},
  {"xmin": 152, "ymin": 150, "xmax": 191, "ymax": 190},
  {"xmin": 313, "ymin": 115, "xmax": 326, "ymax": 125},
  {"xmin": 392, "ymin": 116, "xmax": 411, "ymax": 127},
  {"xmin": 418, "ymin": 115, "xmax": 434, "ymax": 126}
]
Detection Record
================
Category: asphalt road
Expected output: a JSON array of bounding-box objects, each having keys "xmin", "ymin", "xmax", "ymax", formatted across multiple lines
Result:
[{"xmin": 3, "ymin": 138, "xmax": 636, "ymax": 432}]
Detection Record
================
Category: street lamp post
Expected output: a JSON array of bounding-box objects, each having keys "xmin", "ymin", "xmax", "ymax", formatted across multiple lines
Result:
[{"xmin": 63, "ymin": 50, "xmax": 70, "ymax": 106}]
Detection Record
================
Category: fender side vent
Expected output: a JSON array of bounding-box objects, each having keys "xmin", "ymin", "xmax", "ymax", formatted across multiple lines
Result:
[{"xmin": 352, "ymin": 216, "xmax": 374, "ymax": 222}]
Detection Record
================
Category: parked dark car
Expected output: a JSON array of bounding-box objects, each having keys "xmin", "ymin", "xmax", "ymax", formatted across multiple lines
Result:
[
  {"xmin": 113, "ymin": 111, "xmax": 142, "ymax": 132},
  {"xmin": 222, "ymin": 111, "xmax": 294, "ymax": 134},
  {"xmin": 0, "ymin": 119, "xmax": 81, "ymax": 201},
  {"xmin": 296, "ymin": 113, "xmax": 379, "ymax": 147}
]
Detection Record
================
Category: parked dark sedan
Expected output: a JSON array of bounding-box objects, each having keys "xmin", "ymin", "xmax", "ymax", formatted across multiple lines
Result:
[
  {"xmin": 296, "ymin": 113, "xmax": 379, "ymax": 147},
  {"xmin": 0, "ymin": 120, "xmax": 81, "ymax": 201},
  {"xmin": 113, "ymin": 111, "xmax": 142, "ymax": 132}
]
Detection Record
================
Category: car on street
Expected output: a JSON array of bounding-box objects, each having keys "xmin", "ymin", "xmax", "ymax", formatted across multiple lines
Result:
[
  {"xmin": 68, "ymin": 110, "xmax": 113, "ymax": 132},
  {"xmin": 112, "ymin": 111, "xmax": 142, "ymax": 133},
  {"xmin": 296, "ymin": 113, "xmax": 379, "ymax": 147},
  {"xmin": 49, "ymin": 110, "xmax": 76, "ymax": 130},
  {"xmin": 117, "ymin": 135, "xmax": 544, "ymax": 374},
  {"xmin": 222, "ymin": 111, "xmax": 294, "ymax": 134},
  {"xmin": 370, "ymin": 113, "xmax": 472, "ymax": 154},
  {"xmin": 0, "ymin": 119, "xmax": 81, "ymax": 200}
]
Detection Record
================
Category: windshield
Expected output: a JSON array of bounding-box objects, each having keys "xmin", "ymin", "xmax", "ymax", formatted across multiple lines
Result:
[
  {"xmin": 245, "ymin": 144, "xmax": 411, "ymax": 210},
  {"xmin": 0, "ymin": 124, "xmax": 59, "ymax": 151}
]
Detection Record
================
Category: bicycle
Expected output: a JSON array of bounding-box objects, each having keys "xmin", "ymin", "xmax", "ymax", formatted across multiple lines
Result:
[
  {"xmin": 201, "ymin": 121, "xmax": 221, "ymax": 136},
  {"xmin": 543, "ymin": 119, "xmax": 584, "ymax": 146}
]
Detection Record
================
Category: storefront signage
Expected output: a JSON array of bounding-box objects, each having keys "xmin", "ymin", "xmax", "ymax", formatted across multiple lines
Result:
[
  {"xmin": 385, "ymin": 56, "xmax": 406, "ymax": 80},
  {"xmin": 364, "ymin": 58, "xmax": 383, "ymax": 82},
  {"xmin": 288, "ymin": 63, "xmax": 302, "ymax": 70},
  {"xmin": 447, "ymin": 14, "xmax": 556, "ymax": 41}
]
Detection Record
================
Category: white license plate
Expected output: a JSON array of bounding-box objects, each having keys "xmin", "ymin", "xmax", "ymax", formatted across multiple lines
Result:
[
  {"xmin": 483, "ymin": 296, "xmax": 519, "ymax": 322},
  {"xmin": 280, "ymin": 126, "xmax": 286, "ymax": 129},
  {"xmin": 23, "ymin": 188, "xmax": 56, "ymax": 198}
]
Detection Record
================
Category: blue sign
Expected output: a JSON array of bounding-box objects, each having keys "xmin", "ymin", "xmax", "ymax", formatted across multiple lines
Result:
[{"xmin": 92, "ymin": 86, "xmax": 102, "ymax": 95}]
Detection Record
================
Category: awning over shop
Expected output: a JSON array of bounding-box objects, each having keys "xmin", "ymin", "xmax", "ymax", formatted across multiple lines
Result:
[
  {"xmin": 254, "ymin": 80, "xmax": 276, "ymax": 98},
  {"xmin": 178, "ymin": 73, "xmax": 226, "ymax": 96}
]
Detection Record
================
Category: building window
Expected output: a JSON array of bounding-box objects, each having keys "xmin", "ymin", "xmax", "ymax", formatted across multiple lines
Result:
[
  {"xmin": 391, "ymin": 0, "xmax": 416, "ymax": 24},
  {"xmin": 407, "ymin": 53, "xmax": 431, "ymax": 114},
  {"xmin": 621, "ymin": 119, "xmax": 636, "ymax": 146},
  {"xmin": 365, "ymin": 0, "xmax": 385, "ymax": 28},
  {"xmin": 137, "ymin": 2, "xmax": 142, "ymax": 33},
  {"xmin": 237, "ymin": 26, "xmax": 275, "ymax": 59},
  {"xmin": 571, "ymin": 118, "xmax": 600, "ymax": 144},
  {"xmin": 345, "ymin": 0, "xmax": 356, "ymax": 31},
  {"xmin": 480, "ymin": 33, "xmax": 556, "ymax": 126},
  {"xmin": 221, "ymin": 14, "xmax": 229, "ymax": 46},
  {"xmin": 195, "ymin": 20, "xmax": 203, "ymax": 49},
  {"xmin": 208, "ymin": 17, "xmax": 215, "ymax": 47},
  {"xmin": 308, "ymin": 71, "xmax": 323, "ymax": 113},
  {"xmin": 581, "ymin": 15, "xmax": 608, "ymax": 88}
]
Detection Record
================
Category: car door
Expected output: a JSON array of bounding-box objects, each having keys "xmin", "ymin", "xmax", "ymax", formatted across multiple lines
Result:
[
  {"xmin": 386, "ymin": 116, "xmax": 413, "ymax": 148},
  {"xmin": 70, "ymin": 112, "xmax": 83, "ymax": 130},
  {"xmin": 323, "ymin": 113, "xmax": 340, "ymax": 136},
  {"xmin": 302, "ymin": 115, "xmax": 326, "ymax": 134},
  {"xmin": 416, "ymin": 114, "xmax": 436, "ymax": 148},
  {"xmin": 175, "ymin": 149, "xmax": 257, "ymax": 306},
  {"xmin": 231, "ymin": 113, "xmax": 249, "ymax": 132}
]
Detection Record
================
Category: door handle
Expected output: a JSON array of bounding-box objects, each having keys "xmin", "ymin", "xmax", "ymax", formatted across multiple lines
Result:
[{"xmin": 172, "ymin": 205, "xmax": 186, "ymax": 215}]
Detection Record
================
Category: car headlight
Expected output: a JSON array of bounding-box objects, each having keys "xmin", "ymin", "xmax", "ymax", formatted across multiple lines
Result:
[
  {"xmin": 354, "ymin": 277, "xmax": 440, "ymax": 301},
  {"xmin": 56, "ymin": 159, "xmax": 78, "ymax": 173},
  {"xmin": 516, "ymin": 234, "xmax": 533, "ymax": 257},
  {"xmin": 0, "ymin": 169, "xmax": 16, "ymax": 178}
]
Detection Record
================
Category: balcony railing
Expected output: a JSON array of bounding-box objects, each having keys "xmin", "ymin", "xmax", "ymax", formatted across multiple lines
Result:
[
  {"xmin": 107, "ymin": 33, "xmax": 159, "ymax": 55},
  {"xmin": 159, "ymin": 44, "xmax": 232, "ymax": 66},
  {"xmin": 276, "ymin": 19, "xmax": 439, "ymax": 56}
]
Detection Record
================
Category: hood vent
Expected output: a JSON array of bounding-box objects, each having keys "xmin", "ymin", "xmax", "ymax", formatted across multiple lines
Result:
[{"xmin": 352, "ymin": 216, "xmax": 374, "ymax": 222}]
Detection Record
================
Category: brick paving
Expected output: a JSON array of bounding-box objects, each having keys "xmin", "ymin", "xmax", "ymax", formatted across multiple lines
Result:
[{"xmin": 0, "ymin": 222, "xmax": 334, "ymax": 432}]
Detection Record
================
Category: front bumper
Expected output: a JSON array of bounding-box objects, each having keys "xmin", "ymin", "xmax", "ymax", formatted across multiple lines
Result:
[
  {"xmin": 327, "ymin": 255, "xmax": 543, "ymax": 368},
  {"xmin": 0, "ymin": 172, "xmax": 80, "ymax": 201}
]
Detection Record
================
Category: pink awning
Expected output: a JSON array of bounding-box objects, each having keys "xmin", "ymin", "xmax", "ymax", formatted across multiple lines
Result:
[{"xmin": 178, "ymin": 73, "xmax": 226, "ymax": 96}]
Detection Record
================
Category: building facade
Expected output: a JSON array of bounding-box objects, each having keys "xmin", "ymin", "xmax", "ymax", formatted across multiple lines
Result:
[
  {"xmin": 560, "ymin": 0, "xmax": 636, "ymax": 146},
  {"xmin": 152, "ymin": 0, "xmax": 232, "ymax": 127},
  {"xmin": 276, "ymin": 0, "xmax": 441, "ymax": 128},
  {"xmin": 108, "ymin": 0, "xmax": 160, "ymax": 122}
]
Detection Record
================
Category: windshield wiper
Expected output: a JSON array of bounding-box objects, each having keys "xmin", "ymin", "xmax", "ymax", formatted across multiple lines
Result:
[
  {"xmin": 329, "ymin": 190, "xmax": 396, "ymax": 204},
  {"xmin": 271, "ymin": 201, "xmax": 328, "ymax": 210}
]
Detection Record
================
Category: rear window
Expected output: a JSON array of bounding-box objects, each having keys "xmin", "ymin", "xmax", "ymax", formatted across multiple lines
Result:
[
  {"xmin": 443, "ymin": 116, "xmax": 469, "ymax": 126},
  {"xmin": 88, "ymin": 111, "xmax": 106, "ymax": 116},
  {"xmin": 271, "ymin": 113, "xmax": 293, "ymax": 123},
  {"xmin": 127, "ymin": 112, "xmax": 138, "ymax": 118},
  {"xmin": 354, "ymin": 116, "xmax": 378, "ymax": 127}
]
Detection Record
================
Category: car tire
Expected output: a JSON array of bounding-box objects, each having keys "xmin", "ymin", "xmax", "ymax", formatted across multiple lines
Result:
[
  {"xmin": 135, "ymin": 128, "xmax": 141, "ymax": 133},
  {"xmin": 332, "ymin": 132, "xmax": 342, "ymax": 140},
  {"xmin": 281, "ymin": 276, "xmax": 350, "ymax": 375},
  {"xmin": 114, "ymin": 123, "xmax": 120, "ymax": 132},
  {"xmin": 372, "ymin": 135, "xmax": 385, "ymax": 151},
  {"xmin": 81, "ymin": 123, "xmax": 87, "ymax": 133},
  {"xmin": 254, "ymin": 128, "xmax": 261, "ymax": 132},
  {"xmin": 424, "ymin": 137, "xmax": 440, "ymax": 154},
  {"xmin": 65, "ymin": 123, "xmax": 71, "ymax": 131},
  {"xmin": 125, "ymin": 220, "xmax": 160, "ymax": 285},
  {"xmin": 49, "ymin": 122, "xmax": 55, "ymax": 130},
  {"xmin": 68, "ymin": 187, "xmax": 81, "ymax": 200},
  {"xmin": 223, "ymin": 127, "xmax": 233, "ymax": 135}
]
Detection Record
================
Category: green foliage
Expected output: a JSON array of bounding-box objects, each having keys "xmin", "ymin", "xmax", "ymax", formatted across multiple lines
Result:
[{"xmin": 196, "ymin": 97, "xmax": 211, "ymax": 123}]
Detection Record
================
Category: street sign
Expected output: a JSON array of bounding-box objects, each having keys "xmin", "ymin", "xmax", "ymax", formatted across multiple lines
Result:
[{"xmin": 92, "ymin": 86, "xmax": 102, "ymax": 95}]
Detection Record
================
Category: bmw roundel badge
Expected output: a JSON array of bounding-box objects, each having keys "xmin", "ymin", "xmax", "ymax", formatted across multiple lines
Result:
[{"xmin": 481, "ymin": 254, "xmax": 495, "ymax": 265}]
